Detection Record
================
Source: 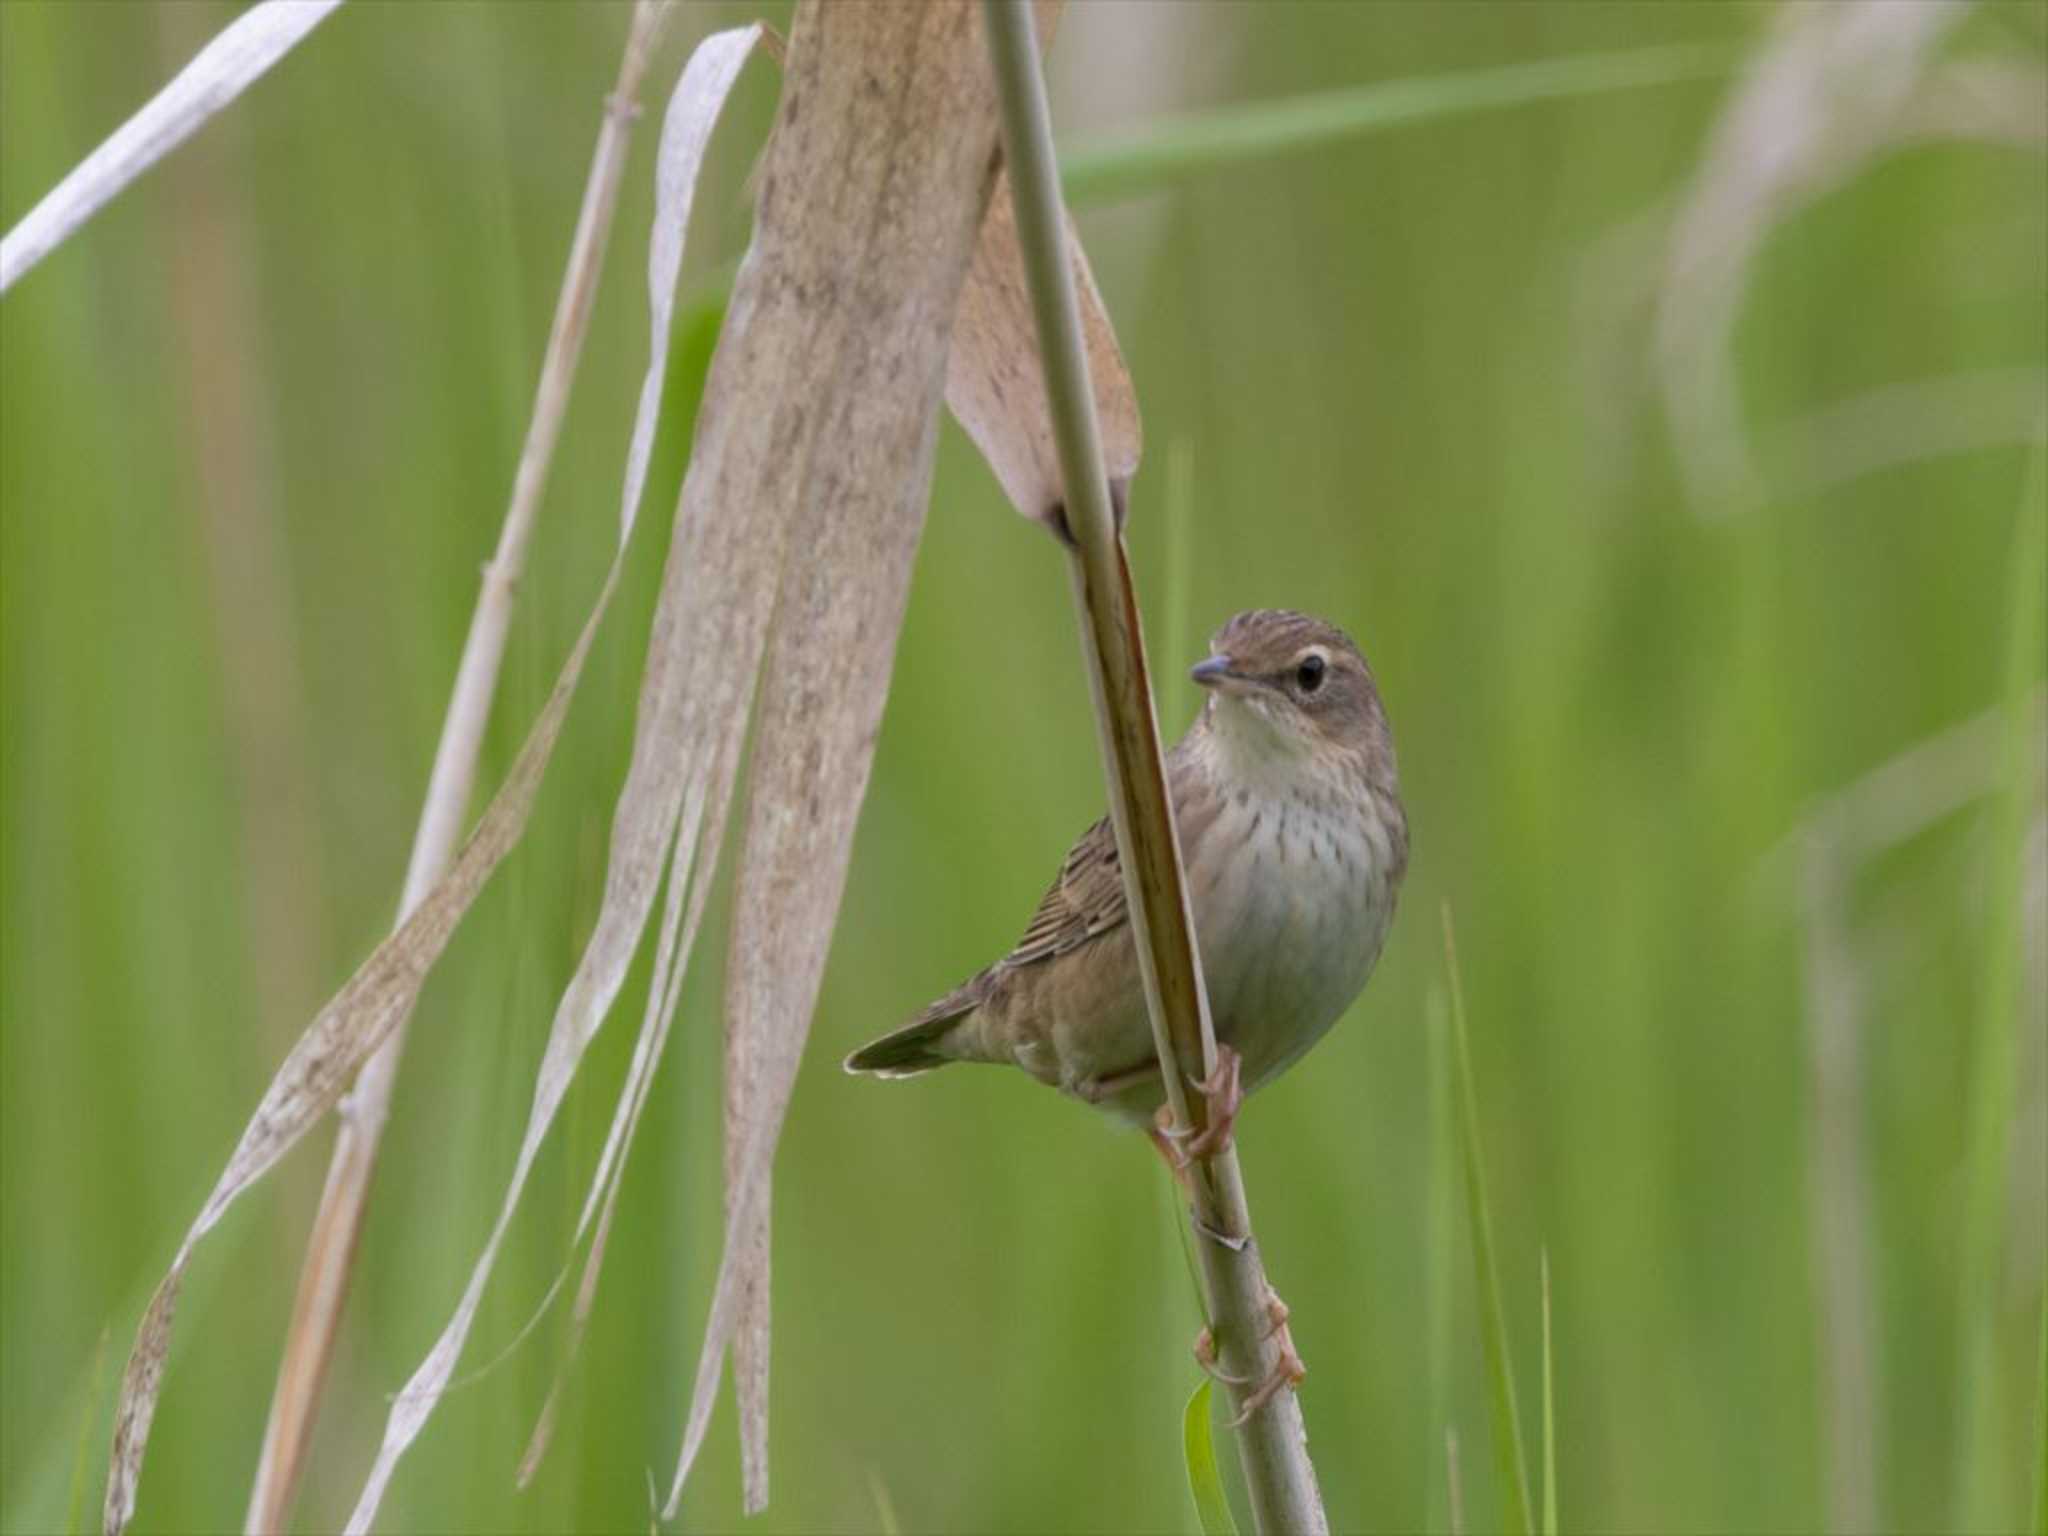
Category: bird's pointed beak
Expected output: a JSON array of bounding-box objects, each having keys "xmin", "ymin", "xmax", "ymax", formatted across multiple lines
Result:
[{"xmin": 1190, "ymin": 653, "xmax": 1242, "ymax": 690}]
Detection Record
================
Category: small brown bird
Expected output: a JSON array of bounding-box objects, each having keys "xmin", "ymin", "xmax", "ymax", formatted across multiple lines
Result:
[{"xmin": 846, "ymin": 609, "xmax": 1408, "ymax": 1135}]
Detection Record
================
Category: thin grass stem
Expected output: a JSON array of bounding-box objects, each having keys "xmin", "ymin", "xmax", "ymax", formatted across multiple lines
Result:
[
  {"xmin": 1427, "ymin": 990, "xmax": 1458, "ymax": 1535},
  {"xmin": 1446, "ymin": 1426, "xmax": 1466, "ymax": 1536},
  {"xmin": 1442, "ymin": 903, "xmax": 1534, "ymax": 1536},
  {"xmin": 2034, "ymin": 1279, "xmax": 2047, "ymax": 1536},
  {"xmin": 65, "ymin": 1326, "xmax": 110, "ymax": 1536},
  {"xmin": 1058, "ymin": 43, "xmax": 1733, "ymax": 206},
  {"xmin": 1541, "ymin": 1249, "xmax": 1557, "ymax": 1536},
  {"xmin": 982, "ymin": 5, "xmax": 1326, "ymax": 1529},
  {"xmin": 243, "ymin": 6, "xmax": 675, "ymax": 1528}
]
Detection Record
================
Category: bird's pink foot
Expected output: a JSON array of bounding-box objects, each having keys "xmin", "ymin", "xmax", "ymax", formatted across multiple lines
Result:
[
  {"xmin": 1188, "ymin": 1285, "xmax": 1306, "ymax": 1423},
  {"xmin": 1150, "ymin": 1045, "xmax": 1244, "ymax": 1170},
  {"xmin": 1228, "ymin": 1286, "xmax": 1306, "ymax": 1427}
]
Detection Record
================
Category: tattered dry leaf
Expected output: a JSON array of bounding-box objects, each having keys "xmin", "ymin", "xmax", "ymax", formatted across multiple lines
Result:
[
  {"xmin": 112, "ymin": 0, "xmax": 1150, "ymax": 1523},
  {"xmin": 248, "ymin": 9, "xmax": 679, "ymax": 1528},
  {"xmin": 341, "ymin": 27, "xmax": 773, "ymax": 1531},
  {"xmin": 0, "ymin": 0, "xmax": 344, "ymax": 294},
  {"xmin": 619, "ymin": 25, "xmax": 767, "ymax": 531},
  {"xmin": 518, "ymin": 719, "xmax": 741, "ymax": 1488},
  {"xmin": 522, "ymin": 4, "xmax": 1152, "ymax": 1507},
  {"xmin": 673, "ymin": 1, "xmax": 1017, "ymax": 1512},
  {"xmin": 104, "ymin": 552, "xmax": 622, "ymax": 1536},
  {"xmin": 101, "ymin": 19, "xmax": 761, "ymax": 1536},
  {"xmin": 948, "ymin": 176, "xmax": 1142, "ymax": 532}
]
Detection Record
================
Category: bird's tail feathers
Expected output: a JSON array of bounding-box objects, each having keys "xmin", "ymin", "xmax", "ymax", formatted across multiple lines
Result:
[{"xmin": 843, "ymin": 991, "xmax": 979, "ymax": 1078}]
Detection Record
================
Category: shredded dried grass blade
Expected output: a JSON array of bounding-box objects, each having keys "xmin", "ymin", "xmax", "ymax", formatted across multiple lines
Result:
[
  {"xmin": 523, "ymin": 6, "xmax": 1150, "ymax": 1507},
  {"xmin": 717, "ymin": 189, "xmax": 966, "ymax": 1510},
  {"xmin": 248, "ymin": 11, "xmax": 679, "ymax": 1527},
  {"xmin": 665, "ymin": 1, "xmax": 1018, "ymax": 1512},
  {"xmin": 338, "ymin": 29, "xmax": 773, "ymax": 1531},
  {"xmin": 517, "ymin": 725, "xmax": 740, "ymax": 1487},
  {"xmin": 0, "ymin": 0, "xmax": 343, "ymax": 294},
  {"xmin": 620, "ymin": 25, "xmax": 767, "ymax": 531},
  {"xmin": 104, "ymin": 554, "xmax": 622, "ymax": 1536},
  {"xmin": 102, "ymin": 19, "xmax": 765, "ymax": 1536}
]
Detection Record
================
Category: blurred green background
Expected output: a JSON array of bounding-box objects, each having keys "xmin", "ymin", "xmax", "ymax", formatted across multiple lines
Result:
[{"xmin": 4, "ymin": 3, "xmax": 2044, "ymax": 1532}]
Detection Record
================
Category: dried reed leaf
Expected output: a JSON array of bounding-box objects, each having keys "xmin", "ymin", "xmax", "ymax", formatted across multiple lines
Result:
[
  {"xmin": 517, "ymin": 722, "xmax": 741, "ymax": 1488},
  {"xmin": 101, "ymin": 21, "xmax": 763, "ymax": 1535},
  {"xmin": 0, "ymin": 0, "xmax": 343, "ymax": 294},
  {"xmin": 373, "ymin": 0, "xmax": 1072, "ymax": 1512},
  {"xmin": 523, "ymin": 9, "xmax": 1147, "ymax": 1506},
  {"xmin": 250, "ymin": 10, "xmax": 678, "ymax": 1527},
  {"xmin": 667, "ymin": 1, "xmax": 1016, "ymax": 1513},
  {"xmin": 947, "ymin": 176, "xmax": 1142, "ymax": 530},
  {"xmin": 339, "ymin": 29, "xmax": 774, "ymax": 1530},
  {"xmin": 112, "ymin": 2, "xmax": 1138, "ymax": 1523},
  {"xmin": 620, "ymin": 25, "xmax": 767, "ymax": 530},
  {"xmin": 104, "ymin": 554, "xmax": 622, "ymax": 1536}
]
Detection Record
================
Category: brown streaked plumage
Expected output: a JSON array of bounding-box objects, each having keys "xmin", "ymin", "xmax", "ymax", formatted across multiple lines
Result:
[{"xmin": 845, "ymin": 609, "xmax": 1408, "ymax": 1124}]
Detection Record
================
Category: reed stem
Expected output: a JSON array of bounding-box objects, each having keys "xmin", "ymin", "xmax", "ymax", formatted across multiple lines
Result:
[{"xmin": 982, "ymin": 6, "xmax": 1328, "ymax": 1528}]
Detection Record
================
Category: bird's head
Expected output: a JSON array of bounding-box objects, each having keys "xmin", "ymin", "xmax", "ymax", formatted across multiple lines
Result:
[{"xmin": 1190, "ymin": 609, "xmax": 1396, "ymax": 786}]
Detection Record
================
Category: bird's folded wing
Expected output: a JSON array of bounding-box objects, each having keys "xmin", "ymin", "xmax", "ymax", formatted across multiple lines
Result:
[{"xmin": 1005, "ymin": 814, "xmax": 1129, "ymax": 967}]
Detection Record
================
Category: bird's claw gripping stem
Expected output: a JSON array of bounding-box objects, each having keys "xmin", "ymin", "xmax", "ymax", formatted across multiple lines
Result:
[
  {"xmin": 1231, "ymin": 1287, "xmax": 1306, "ymax": 1425},
  {"xmin": 1193, "ymin": 1326, "xmax": 1252, "ymax": 1386},
  {"xmin": 1150, "ymin": 1044, "xmax": 1244, "ymax": 1170},
  {"xmin": 1190, "ymin": 1284, "xmax": 1306, "ymax": 1424}
]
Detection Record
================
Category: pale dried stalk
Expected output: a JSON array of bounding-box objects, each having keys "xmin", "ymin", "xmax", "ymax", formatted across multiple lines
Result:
[
  {"xmin": 981, "ymin": 4, "xmax": 1327, "ymax": 1530},
  {"xmin": 0, "ymin": 0, "xmax": 344, "ymax": 293},
  {"xmin": 245, "ymin": 5, "xmax": 674, "ymax": 1529}
]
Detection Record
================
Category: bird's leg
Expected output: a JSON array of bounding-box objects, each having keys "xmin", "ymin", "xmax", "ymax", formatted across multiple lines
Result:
[
  {"xmin": 1151, "ymin": 1044, "xmax": 1244, "ymax": 1169},
  {"xmin": 1072, "ymin": 1059, "xmax": 1162, "ymax": 1106},
  {"xmin": 1226, "ymin": 1284, "xmax": 1306, "ymax": 1427},
  {"xmin": 1145, "ymin": 1119, "xmax": 1188, "ymax": 1178}
]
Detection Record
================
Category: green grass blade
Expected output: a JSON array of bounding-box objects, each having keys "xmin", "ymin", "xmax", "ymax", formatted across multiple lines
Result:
[
  {"xmin": 1058, "ymin": 43, "xmax": 1733, "ymax": 206},
  {"xmin": 1541, "ymin": 1250, "xmax": 1558, "ymax": 1536},
  {"xmin": 1183, "ymin": 1378, "xmax": 1239, "ymax": 1536},
  {"xmin": 1443, "ymin": 904, "xmax": 1534, "ymax": 1535},
  {"xmin": 1427, "ymin": 988, "xmax": 1458, "ymax": 1533},
  {"xmin": 1163, "ymin": 1156, "xmax": 1233, "ymax": 1533},
  {"xmin": 1955, "ymin": 434, "xmax": 2048, "ymax": 1528},
  {"xmin": 2034, "ymin": 1276, "xmax": 2047, "ymax": 1536},
  {"xmin": 1446, "ymin": 1426, "xmax": 1467, "ymax": 1536},
  {"xmin": 64, "ymin": 1325, "xmax": 110, "ymax": 1536}
]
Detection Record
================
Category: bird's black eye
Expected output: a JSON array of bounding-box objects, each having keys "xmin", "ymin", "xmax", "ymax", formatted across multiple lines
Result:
[{"xmin": 1295, "ymin": 654, "xmax": 1326, "ymax": 693}]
